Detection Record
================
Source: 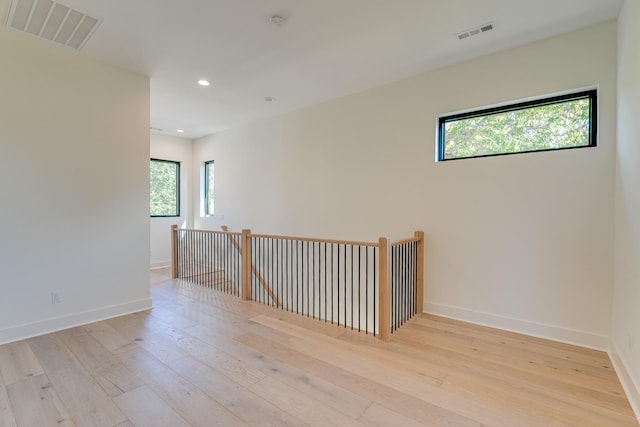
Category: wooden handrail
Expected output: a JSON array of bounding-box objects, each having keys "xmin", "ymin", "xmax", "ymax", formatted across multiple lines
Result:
[
  {"xmin": 221, "ymin": 226, "xmax": 242, "ymax": 252},
  {"xmin": 180, "ymin": 227, "xmax": 241, "ymax": 236},
  {"xmin": 249, "ymin": 233, "xmax": 377, "ymax": 247},
  {"xmin": 223, "ymin": 226, "xmax": 281, "ymax": 307},
  {"xmin": 391, "ymin": 236, "xmax": 421, "ymax": 246}
]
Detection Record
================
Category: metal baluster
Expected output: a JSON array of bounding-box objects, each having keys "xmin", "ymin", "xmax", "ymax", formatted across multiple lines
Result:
[
  {"xmin": 296, "ymin": 240, "xmax": 300, "ymax": 314},
  {"xmin": 373, "ymin": 246, "xmax": 377, "ymax": 336},
  {"xmin": 285, "ymin": 239, "xmax": 289, "ymax": 312},
  {"xmin": 343, "ymin": 244, "xmax": 347, "ymax": 328},
  {"xmin": 303, "ymin": 240, "xmax": 308, "ymax": 316},
  {"xmin": 350, "ymin": 245, "xmax": 354, "ymax": 330},
  {"xmin": 312, "ymin": 242, "xmax": 315, "ymax": 318},
  {"xmin": 365, "ymin": 247, "xmax": 369, "ymax": 334},
  {"xmin": 401, "ymin": 245, "xmax": 404, "ymax": 328},
  {"xmin": 318, "ymin": 242, "xmax": 322, "ymax": 320},
  {"xmin": 391, "ymin": 246, "xmax": 395, "ymax": 332},
  {"xmin": 358, "ymin": 246, "xmax": 361, "ymax": 332},
  {"xmin": 331, "ymin": 244, "xmax": 334, "ymax": 324},
  {"xmin": 324, "ymin": 242, "xmax": 328, "ymax": 322}
]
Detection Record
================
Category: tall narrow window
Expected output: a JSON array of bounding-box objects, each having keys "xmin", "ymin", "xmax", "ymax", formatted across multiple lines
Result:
[
  {"xmin": 150, "ymin": 159, "xmax": 180, "ymax": 217},
  {"xmin": 437, "ymin": 89, "xmax": 597, "ymax": 161},
  {"xmin": 205, "ymin": 160, "xmax": 215, "ymax": 216}
]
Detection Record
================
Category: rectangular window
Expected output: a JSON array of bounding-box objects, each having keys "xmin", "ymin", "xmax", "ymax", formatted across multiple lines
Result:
[
  {"xmin": 437, "ymin": 89, "xmax": 597, "ymax": 161},
  {"xmin": 204, "ymin": 160, "xmax": 214, "ymax": 216},
  {"xmin": 150, "ymin": 158, "xmax": 180, "ymax": 217}
]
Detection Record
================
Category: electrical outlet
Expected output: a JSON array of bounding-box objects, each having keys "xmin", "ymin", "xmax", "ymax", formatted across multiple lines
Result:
[{"xmin": 51, "ymin": 290, "xmax": 63, "ymax": 304}]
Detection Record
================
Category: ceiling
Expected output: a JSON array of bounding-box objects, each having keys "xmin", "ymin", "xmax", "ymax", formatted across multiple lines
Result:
[{"xmin": 0, "ymin": 0, "xmax": 623, "ymax": 139}]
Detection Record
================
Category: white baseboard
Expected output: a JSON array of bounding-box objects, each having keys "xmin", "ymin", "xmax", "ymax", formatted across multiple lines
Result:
[
  {"xmin": 150, "ymin": 261, "xmax": 171, "ymax": 269},
  {"xmin": 609, "ymin": 343, "xmax": 640, "ymax": 423},
  {"xmin": 0, "ymin": 298, "xmax": 153, "ymax": 345},
  {"xmin": 423, "ymin": 302, "xmax": 610, "ymax": 351}
]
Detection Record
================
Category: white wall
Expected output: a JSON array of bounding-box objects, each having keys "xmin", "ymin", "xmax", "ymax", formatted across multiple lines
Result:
[
  {"xmin": 612, "ymin": 0, "xmax": 640, "ymax": 417},
  {"xmin": 194, "ymin": 21, "xmax": 617, "ymax": 349},
  {"xmin": 150, "ymin": 133, "xmax": 193, "ymax": 268},
  {"xmin": 0, "ymin": 30, "xmax": 151, "ymax": 344}
]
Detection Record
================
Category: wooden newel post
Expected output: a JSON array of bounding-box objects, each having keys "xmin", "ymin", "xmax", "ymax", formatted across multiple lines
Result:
[
  {"xmin": 378, "ymin": 237, "xmax": 391, "ymax": 341},
  {"xmin": 171, "ymin": 225, "xmax": 179, "ymax": 279},
  {"xmin": 241, "ymin": 229, "xmax": 252, "ymax": 301},
  {"xmin": 415, "ymin": 231, "xmax": 425, "ymax": 315}
]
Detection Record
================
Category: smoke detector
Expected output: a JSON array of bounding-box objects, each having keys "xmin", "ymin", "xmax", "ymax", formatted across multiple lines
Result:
[
  {"xmin": 457, "ymin": 22, "xmax": 494, "ymax": 41},
  {"xmin": 5, "ymin": 0, "xmax": 101, "ymax": 51},
  {"xmin": 269, "ymin": 15, "xmax": 286, "ymax": 27}
]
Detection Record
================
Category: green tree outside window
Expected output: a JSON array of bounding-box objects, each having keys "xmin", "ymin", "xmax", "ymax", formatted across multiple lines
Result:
[
  {"xmin": 150, "ymin": 159, "xmax": 180, "ymax": 217},
  {"xmin": 439, "ymin": 90, "xmax": 596, "ymax": 161}
]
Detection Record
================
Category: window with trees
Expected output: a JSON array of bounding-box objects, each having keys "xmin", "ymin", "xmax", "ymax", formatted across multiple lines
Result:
[
  {"xmin": 150, "ymin": 159, "xmax": 180, "ymax": 217},
  {"xmin": 204, "ymin": 160, "xmax": 214, "ymax": 216},
  {"xmin": 437, "ymin": 89, "xmax": 597, "ymax": 161}
]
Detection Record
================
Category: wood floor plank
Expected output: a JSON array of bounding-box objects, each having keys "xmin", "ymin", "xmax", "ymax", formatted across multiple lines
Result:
[
  {"xmin": 168, "ymin": 356, "xmax": 306, "ymax": 427},
  {"xmin": 105, "ymin": 311, "xmax": 190, "ymax": 364},
  {"xmin": 396, "ymin": 325, "xmax": 626, "ymax": 396},
  {"xmin": 410, "ymin": 321, "xmax": 622, "ymax": 384},
  {"xmin": 0, "ymin": 341, "xmax": 44, "ymax": 385},
  {"xmin": 149, "ymin": 317, "xmax": 267, "ymax": 388},
  {"xmin": 113, "ymin": 386, "xmax": 190, "ymax": 427},
  {"xmin": 5, "ymin": 374, "xmax": 73, "ymax": 427},
  {"xmin": 0, "ymin": 380, "xmax": 17, "ymax": 427},
  {"xmin": 413, "ymin": 315, "xmax": 613, "ymax": 368},
  {"xmin": 149, "ymin": 306, "xmax": 203, "ymax": 331},
  {"xmin": 150, "ymin": 298, "xmax": 256, "ymax": 337},
  {"xmin": 153, "ymin": 281, "xmax": 283, "ymax": 322},
  {"xmin": 0, "ymin": 273, "xmax": 635, "ymax": 427},
  {"xmin": 251, "ymin": 310, "xmax": 350, "ymax": 339},
  {"xmin": 56, "ymin": 327, "xmax": 144, "ymax": 398},
  {"xmin": 250, "ymin": 315, "xmax": 446, "ymax": 386},
  {"xmin": 236, "ymin": 331, "xmax": 482, "ymax": 427},
  {"xmin": 153, "ymin": 314, "xmax": 374, "ymax": 420},
  {"xmin": 28, "ymin": 334, "xmax": 128, "ymax": 426},
  {"xmin": 359, "ymin": 402, "xmax": 429, "ymax": 427},
  {"xmin": 115, "ymin": 346, "xmax": 247, "ymax": 426},
  {"xmin": 340, "ymin": 323, "xmax": 634, "ymax": 417},
  {"xmin": 249, "ymin": 376, "xmax": 365, "ymax": 427},
  {"xmin": 82, "ymin": 320, "xmax": 136, "ymax": 353},
  {"xmin": 229, "ymin": 342, "xmax": 372, "ymax": 419},
  {"xmin": 245, "ymin": 323, "xmax": 566, "ymax": 427},
  {"xmin": 441, "ymin": 372, "xmax": 640, "ymax": 427}
]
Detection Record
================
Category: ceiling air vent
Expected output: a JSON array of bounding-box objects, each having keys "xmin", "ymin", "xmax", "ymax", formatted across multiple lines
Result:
[
  {"xmin": 457, "ymin": 22, "xmax": 494, "ymax": 41},
  {"xmin": 5, "ymin": 0, "xmax": 101, "ymax": 50}
]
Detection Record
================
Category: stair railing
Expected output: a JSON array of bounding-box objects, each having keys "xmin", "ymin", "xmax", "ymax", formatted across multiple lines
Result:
[{"xmin": 171, "ymin": 225, "xmax": 424, "ymax": 340}]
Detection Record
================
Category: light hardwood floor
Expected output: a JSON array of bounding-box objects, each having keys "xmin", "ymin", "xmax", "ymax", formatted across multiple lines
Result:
[{"xmin": 0, "ymin": 268, "xmax": 637, "ymax": 426}]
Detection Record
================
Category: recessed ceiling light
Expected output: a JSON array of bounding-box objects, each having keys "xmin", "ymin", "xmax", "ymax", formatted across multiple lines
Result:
[
  {"xmin": 177, "ymin": 129, "xmax": 184, "ymax": 133},
  {"xmin": 197, "ymin": 79, "xmax": 210, "ymax": 86}
]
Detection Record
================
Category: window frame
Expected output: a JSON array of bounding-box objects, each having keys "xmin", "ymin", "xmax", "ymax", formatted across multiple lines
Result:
[
  {"xmin": 437, "ymin": 89, "xmax": 598, "ymax": 162},
  {"xmin": 204, "ymin": 160, "xmax": 214, "ymax": 216},
  {"xmin": 150, "ymin": 158, "xmax": 181, "ymax": 218}
]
